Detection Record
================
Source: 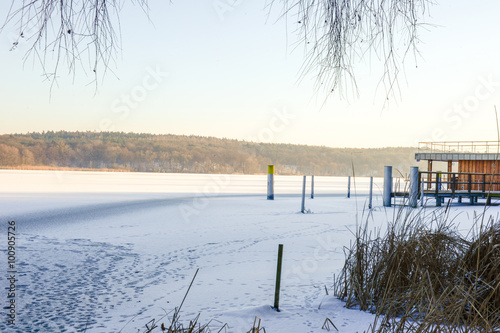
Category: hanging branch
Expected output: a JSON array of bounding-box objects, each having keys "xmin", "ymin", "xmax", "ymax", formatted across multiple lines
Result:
[
  {"xmin": 3, "ymin": 0, "xmax": 433, "ymax": 100},
  {"xmin": 269, "ymin": 0, "xmax": 434, "ymax": 101},
  {"xmin": 1, "ymin": 0, "xmax": 148, "ymax": 89}
]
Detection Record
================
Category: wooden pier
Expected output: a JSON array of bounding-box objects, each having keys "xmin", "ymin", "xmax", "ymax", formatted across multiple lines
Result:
[
  {"xmin": 391, "ymin": 141, "xmax": 500, "ymax": 206},
  {"xmin": 393, "ymin": 170, "xmax": 500, "ymax": 206}
]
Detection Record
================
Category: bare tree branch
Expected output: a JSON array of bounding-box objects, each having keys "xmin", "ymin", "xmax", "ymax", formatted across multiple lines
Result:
[
  {"xmin": 270, "ymin": 0, "xmax": 434, "ymax": 101},
  {"xmin": 1, "ymin": 0, "xmax": 148, "ymax": 90},
  {"xmin": 2, "ymin": 0, "xmax": 433, "ymax": 100}
]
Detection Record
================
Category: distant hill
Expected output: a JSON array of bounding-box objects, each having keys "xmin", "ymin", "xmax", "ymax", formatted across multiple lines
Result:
[{"xmin": 0, "ymin": 131, "xmax": 424, "ymax": 176}]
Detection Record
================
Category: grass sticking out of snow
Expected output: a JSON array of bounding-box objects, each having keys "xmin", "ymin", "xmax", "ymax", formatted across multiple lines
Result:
[{"xmin": 333, "ymin": 203, "xmax": 500, "ymax": 332}]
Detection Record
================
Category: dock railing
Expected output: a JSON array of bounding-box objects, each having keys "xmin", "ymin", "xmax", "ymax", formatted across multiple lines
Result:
[
  {"xmin": 420, "ymin": 170, "xmax": 500, "ymax": 195},
  {"xmin": 418, "ymin": 141, "xmax": 500, "ymax": 154}
]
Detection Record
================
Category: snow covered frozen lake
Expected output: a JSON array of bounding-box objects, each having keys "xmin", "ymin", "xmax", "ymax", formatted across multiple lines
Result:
[{"xmin": 0, "ymin": 170, "xmax": 491, "ymax": 332}]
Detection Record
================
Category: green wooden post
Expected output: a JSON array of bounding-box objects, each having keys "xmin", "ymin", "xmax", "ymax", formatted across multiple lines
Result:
[{"xmin": 274, "ymin": 244, "xmax": 284, "ymax": 311}]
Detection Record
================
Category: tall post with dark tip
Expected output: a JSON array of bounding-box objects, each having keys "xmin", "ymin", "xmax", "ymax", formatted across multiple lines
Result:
[
  {"xmin": 383, "ymin": 166, "xmax": 393, "ymax": 207},
  {"xmin": 311, "ymin": 175, "xmax": 314, "ymax": 199}
]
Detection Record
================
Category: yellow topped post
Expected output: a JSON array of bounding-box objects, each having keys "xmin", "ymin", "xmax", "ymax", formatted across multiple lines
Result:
[{"xmin": 267, "ymin": 165, "xmax": 274, "ymax": 200}]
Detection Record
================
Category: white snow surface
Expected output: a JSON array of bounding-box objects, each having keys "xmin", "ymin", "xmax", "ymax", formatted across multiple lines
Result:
[{"xmin": 0, "ymin": 170, "xmax": 494, "ymax": 333}]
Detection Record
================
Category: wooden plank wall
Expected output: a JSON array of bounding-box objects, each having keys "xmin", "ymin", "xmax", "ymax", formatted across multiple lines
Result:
[{"xmin": 458, "ymin": 160, "xmax": 500, "ymax": 191}]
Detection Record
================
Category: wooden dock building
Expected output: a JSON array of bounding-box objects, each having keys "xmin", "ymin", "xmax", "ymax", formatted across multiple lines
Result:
[
  {"xmin": 376, "ymin": 141, "xmax": 500, "ymax": 207},
  {"xmin": 413, "ymin": 141, "xmax": 500, "ymax": 205}
]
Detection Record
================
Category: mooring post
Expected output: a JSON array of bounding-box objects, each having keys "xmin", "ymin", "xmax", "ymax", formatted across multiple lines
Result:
[
  {"xmin": 409, "ymin": 167, "xmax": 419, "ymax": 208},
  {"xmin": 301, "ymin": 176, "xmax": 306, "ymax": 213},
  {"xmin": 267, "ymin": 165, "xmax": 274, "ymax": 200},
  {"xmin": 273, "ymin": 244, "xmax": 284, "ymax": 311},
  {"xmin": 311, "ymin": 175, "xmax": 315, "ymax": 199},
  {"xmin": 435, "ymin": 172, "xmax": 441, "ymax": 207},
  {"xmin": 383, "ymin": 166, "xmax": 393, "ymax": 207},
  {"xmin": 427, "ymin": 160, "xmax": 433, "ymax": 190},
  {"xmin": 468, "ymin": 173, "xmax": 473, "ymax": 205},
  {"xmin": 347, "ymin": 176, "xmax": 351, "ymax": 198},
  {"xmin": 368, "ymin": 176, "xmax": 373, "ymax": 209},
  {"xmin": 420, "ymin": 179, "xmax": 425, "ymax": 207},
  {"xmin": 451, "ymin": 173, "xmax": 457, "ymax": 198}
]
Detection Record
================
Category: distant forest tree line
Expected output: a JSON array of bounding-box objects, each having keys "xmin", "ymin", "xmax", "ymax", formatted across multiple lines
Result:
[{"xmin": 0, "ymin": 131, "xmax": 423, "ymax": 177}]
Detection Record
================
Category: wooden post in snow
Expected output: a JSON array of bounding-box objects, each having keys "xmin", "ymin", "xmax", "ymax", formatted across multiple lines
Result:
[{"xmin": 273, "ymin": 244, "xmax": 284, "ymax": 311}]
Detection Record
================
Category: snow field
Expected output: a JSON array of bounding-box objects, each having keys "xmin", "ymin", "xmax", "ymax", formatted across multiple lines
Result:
[{"xmin": 0, "ymin": 170, "xmax": 491, "ymax": 332}]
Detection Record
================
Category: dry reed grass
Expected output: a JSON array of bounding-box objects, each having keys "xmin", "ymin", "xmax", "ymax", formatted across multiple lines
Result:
[{"xmin": 333, "ymin": 205, "xmax": 500, "ymax": 332}]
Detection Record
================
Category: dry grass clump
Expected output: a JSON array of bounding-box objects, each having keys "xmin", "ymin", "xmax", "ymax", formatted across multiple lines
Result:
[
  {"xmin": 460, "ymin": 221, "xmax": 500, "ymax": 329},
  {"xmin": 333, "ymin": 207, "xmax": 500, "ymax": 332},
  {"xmin": 139, "ymin": 313, "xmax": 225, "ymax": 333}
]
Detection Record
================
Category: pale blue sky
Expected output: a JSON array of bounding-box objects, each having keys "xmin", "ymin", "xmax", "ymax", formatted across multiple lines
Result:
[{"xmin": 1, "ymin": 0, "xmax": 499, "ymax": 148}]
